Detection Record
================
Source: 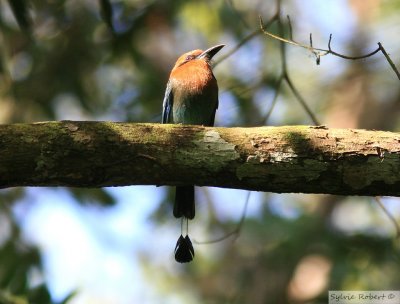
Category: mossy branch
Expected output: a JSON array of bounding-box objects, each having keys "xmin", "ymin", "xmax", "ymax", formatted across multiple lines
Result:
[{"xmin": 0, "ymin": 121, "xmax": 399, "ymax": 196}]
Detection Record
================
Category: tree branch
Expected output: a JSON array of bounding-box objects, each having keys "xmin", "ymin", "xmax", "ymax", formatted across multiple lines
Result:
[
  {"xmin": 259, "ymin": 16, "xmax": 400, "ymax": 80},
  {"xmin": 1, "ymin": 121, "xmax": 399, "ymax": 196}
]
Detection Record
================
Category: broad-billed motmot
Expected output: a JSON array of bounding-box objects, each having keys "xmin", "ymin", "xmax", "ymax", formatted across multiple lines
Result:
[{"xmin": 162, "ymin": 44, "xmax": 224, "ymax": 262}]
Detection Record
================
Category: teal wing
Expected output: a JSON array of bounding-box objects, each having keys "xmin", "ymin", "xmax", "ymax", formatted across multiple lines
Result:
[{"xmin": 162, "ymin": 81, "xmax": 173, "ymax": 124}]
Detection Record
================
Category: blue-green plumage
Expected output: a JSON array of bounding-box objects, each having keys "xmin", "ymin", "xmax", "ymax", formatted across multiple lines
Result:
[{"xmin": 162, "ymin": 45, "xmax": 224, "ymax": 221}]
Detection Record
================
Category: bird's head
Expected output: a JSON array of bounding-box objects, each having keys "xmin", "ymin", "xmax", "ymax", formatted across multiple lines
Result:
[{"xmin": 173, "ymin": 44, "xmax": 225, "ymax": 69}]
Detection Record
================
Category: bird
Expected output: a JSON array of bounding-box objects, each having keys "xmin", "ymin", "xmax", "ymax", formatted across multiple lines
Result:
[{"xmin": 162, "ymin": 44, "xmax": 224, "ymax": 262}]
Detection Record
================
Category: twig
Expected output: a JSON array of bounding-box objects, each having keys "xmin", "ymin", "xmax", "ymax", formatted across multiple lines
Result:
[
  {"xmin": 310, "ymin": 33, "xmax": 321, "ymax": 65},
  {"xmin": 259, "ymin": 16, "xmax": 400, "ymax": 80},
  {"xmin": 193, "ymin": 191, "xmax": 251, "ymax": 244},
  {"xmin": 215, "ymin": 11, "xmax": 280, "ymax": 66},
  {"xmin": 259, "ymin": 11, "xmax": 321, "ymax": 125},
  {"xmin": 287, "ymin": 15, "xmax": 294, "ymax": 41},
  {"xmin": 284, "ymin": 73, "xmax": 320, "ymax": 125},
  {"xmin": 327, "ymin": 34, "xmax": 380, "ymax": 60},
  {"xmin": 226, "ymin": 0, "xmax": 251, "ymax": 30},
  {"xmin": 378, "ymin": 42, "xmax": 400, "ymax": 80},
  {"xmin": 214, "ymin": 29, "xmax": 261, "ymax": 67},
  {"xmin": 259, "ymin": 16, "xmax": 319, "ymax": 51},
  {"xmin": 374, "ymin": 196, "xmax": 400, "ymax": 238},
  {"xmin": 261, "ymin": 76, "xmax": 283, "ymax": 124}
]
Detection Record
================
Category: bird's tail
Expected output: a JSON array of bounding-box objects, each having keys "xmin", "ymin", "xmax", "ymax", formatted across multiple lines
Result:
[{"xmin": 174, "ymin": 186, "xmax": 195, "ymax": 219}]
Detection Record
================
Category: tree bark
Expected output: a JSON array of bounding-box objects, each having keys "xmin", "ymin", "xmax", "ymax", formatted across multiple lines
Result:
[{"xmin": 0, "ymin": 121, "xmax": 399, "ymax": 196}]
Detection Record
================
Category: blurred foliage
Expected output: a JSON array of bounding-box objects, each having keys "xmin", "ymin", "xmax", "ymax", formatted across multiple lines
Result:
[
  {"xmin": 6, "ymin": 0, "xmax": 32, "ymax": 34},
  {"xmin": 0, "ymin": 0, "xmax": 400, "ymax": 303}
]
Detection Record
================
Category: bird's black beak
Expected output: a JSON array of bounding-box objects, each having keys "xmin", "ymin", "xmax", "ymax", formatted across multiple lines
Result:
[{"xmin": 197, "ymin": 44, "xmax": 225, "ymax": 60}]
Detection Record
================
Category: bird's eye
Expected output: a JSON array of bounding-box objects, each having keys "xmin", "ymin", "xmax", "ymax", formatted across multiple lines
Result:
[{"xmin": 185, "ymin": 55, "xmax": 196, "ymax": 61}]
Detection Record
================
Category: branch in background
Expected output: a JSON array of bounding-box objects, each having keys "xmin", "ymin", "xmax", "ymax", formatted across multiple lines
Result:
[
  {"xmin": 99, "ymin": 0, "xmax": 115, "ymax": 33},
  {"xmin": 214, "ymin": 29, "xmax": 261, "ymax": 67},
  {"xmin": 374, "ymin": 196, "xmax": 400, "ymax": 238},
  {"xmin": 194, "ymin": 191, "xmax": 251, "ymax": 245},
  {"xmin": 378, "ymin": 42, "xmax": 400, "ymax": 80},
  {"xmin": 7, "ymin": 0, "xmax": 32, "ymax": 34},
  {"xmin": 259, "ymin": 16, "xmax": 400, "ymax": 80},
  {"xmin": 259, "ymin": 12, "xmax": 321, "ymax": 125},
  {"xmin": 214, "ymin": 8, "xmax": 281, "ymax": 67}
]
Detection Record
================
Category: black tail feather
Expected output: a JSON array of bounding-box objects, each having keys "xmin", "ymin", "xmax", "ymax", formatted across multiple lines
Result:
[{"xmin": 174, "ymin": 186, "xmax": 195, "ymax": 219}]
